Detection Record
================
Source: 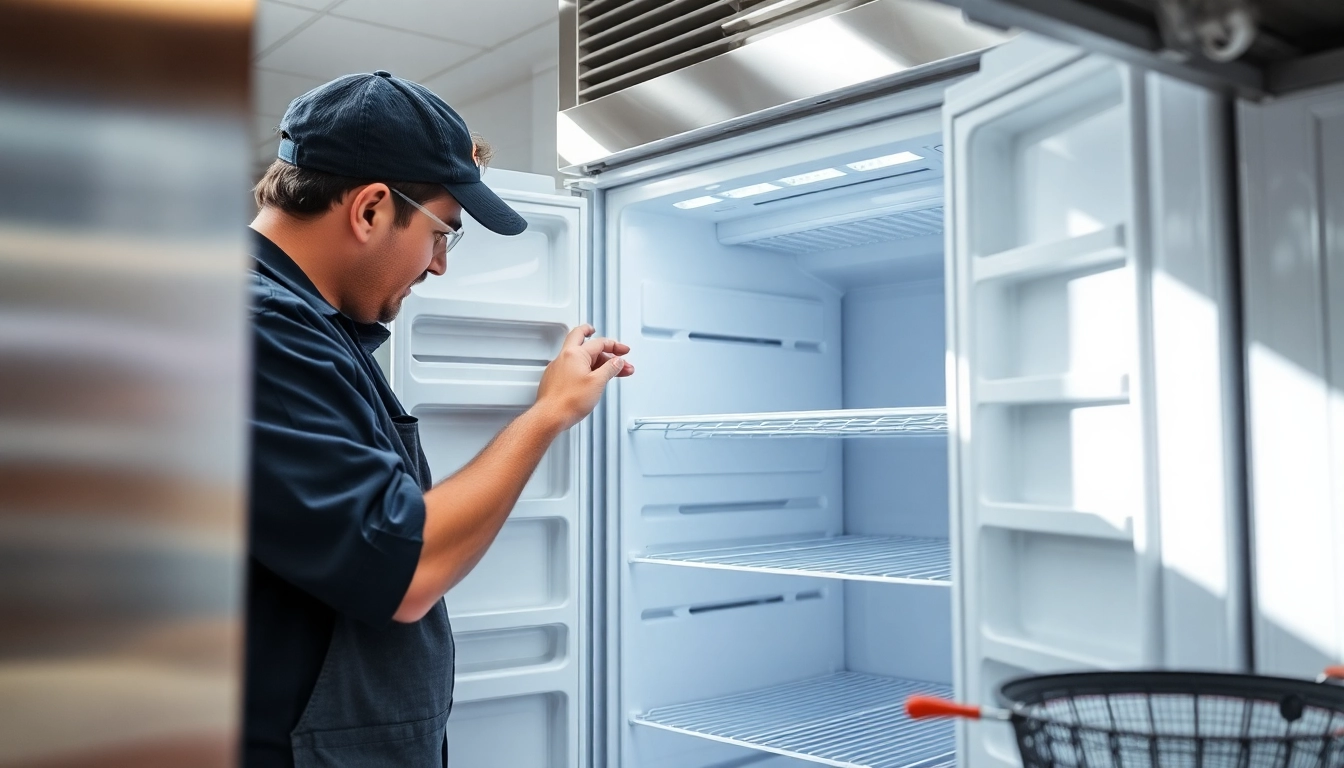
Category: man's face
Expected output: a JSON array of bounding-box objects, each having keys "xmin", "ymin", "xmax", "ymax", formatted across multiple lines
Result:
[{"xmin": 359, "ymin": 192, "xmax": 460, "ymax": 324}]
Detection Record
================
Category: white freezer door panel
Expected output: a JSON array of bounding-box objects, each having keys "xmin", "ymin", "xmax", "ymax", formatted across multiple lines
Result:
[
  {"xmin": 1239, "ymin": 82, "xmax": 1344, "ymax": 679},
  {"xmin": 389, "ymin": 179, "xmax": 588, "ymax": 768},
  {"xmin": 945, "ymin": 34, "xmax": 1246, "ymax": 768}
]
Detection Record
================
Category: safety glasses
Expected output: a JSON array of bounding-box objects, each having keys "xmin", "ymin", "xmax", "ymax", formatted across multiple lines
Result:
[{"xmin": 391, "ymin": 187, "xmax": 463, "ymax": 255}]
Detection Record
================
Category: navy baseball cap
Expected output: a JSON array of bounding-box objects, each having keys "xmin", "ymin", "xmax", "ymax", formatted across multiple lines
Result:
[{"xmin": 277, "ymin": 70, "xmax": 526, "ymax": 236}]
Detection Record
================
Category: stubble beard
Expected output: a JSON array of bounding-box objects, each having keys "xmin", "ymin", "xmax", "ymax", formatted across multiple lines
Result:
[
  {"xmin": 377, "ymin": 298, "xmax": 403, "ymax": 325},
  {"xmin": 378, "ymin": 270, "xmax": 428, "ymax": 324}
]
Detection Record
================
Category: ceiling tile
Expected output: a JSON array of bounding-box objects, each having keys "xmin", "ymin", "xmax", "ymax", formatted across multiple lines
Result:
[
  {"xmin": 253, "ymin": 1, "xmax": 317, "ymax": 57},
  {"xmin": 421, "ymin": 20, "xmax": 558, "ymax": 106},
  {"xmin": 257, "ymin": 15, "xmax": 481, "ymax": 81},
  {"xmin": 253, "ymin": 68, "xmax": 326, "ymax": 118},
  {"xmin": 332, "ymin": 0, "xmax": 554, "ymax": 49}
]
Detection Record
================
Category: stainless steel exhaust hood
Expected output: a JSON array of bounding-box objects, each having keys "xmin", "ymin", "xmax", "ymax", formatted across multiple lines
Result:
[{"xmin": 557, "ymin": 0, "xmax": 1011, "ymax": 174}]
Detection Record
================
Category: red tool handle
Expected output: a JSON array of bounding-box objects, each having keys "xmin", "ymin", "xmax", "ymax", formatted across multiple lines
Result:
[{"xmin": 906, "ymin": 695, "xmax": 984, "ymax": 720}]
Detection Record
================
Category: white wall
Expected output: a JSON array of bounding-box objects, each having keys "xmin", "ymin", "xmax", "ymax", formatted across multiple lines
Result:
[
  {"xmin": 252, "ymin": 1, "xmax": 562, "ymax": 184},
  {"xmin": 454, "ymin": 65, "xmax": 560, "ymax": 185}
]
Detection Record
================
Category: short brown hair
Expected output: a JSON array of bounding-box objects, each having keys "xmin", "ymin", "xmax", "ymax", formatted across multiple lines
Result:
[
  {"xmin": 471, "ymin": 133, "xmax": 493, "ymax": 169},
  {"xmin": 253, "ymin": 160, "xmax": 444, "ymax": 226}
]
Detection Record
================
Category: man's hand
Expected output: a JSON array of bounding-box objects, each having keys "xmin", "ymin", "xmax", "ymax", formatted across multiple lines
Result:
[
  {"xmin": 394, "ymin": 324, "xmax": 631, "ymax": 623},
  {"xmin": 533, "ymin": 324, "xmax": 633, "ymax": 432}
]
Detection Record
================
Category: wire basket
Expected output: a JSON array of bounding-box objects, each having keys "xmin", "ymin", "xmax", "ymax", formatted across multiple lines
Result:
[{"xmin": 909, "ymin": 669, "xmax": 1344, "ymax": 768}]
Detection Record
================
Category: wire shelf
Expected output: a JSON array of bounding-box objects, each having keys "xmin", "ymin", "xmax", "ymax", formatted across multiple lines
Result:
[
  {"xmin": 632, "ymin": 535, "xmax": 951, "ymax": 585},
  {"xmin": 629, "ymin": 407, "xmax": 948, "ymax": 439},
  {"xmin": 634, "ymin": 672, "xmax": 957, "ymax": 768}
]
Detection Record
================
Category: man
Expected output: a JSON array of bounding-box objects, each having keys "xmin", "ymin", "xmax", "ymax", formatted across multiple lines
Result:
[{"xmin": 244, "ymin": 71, "xmax": 632, "ymax": 767}]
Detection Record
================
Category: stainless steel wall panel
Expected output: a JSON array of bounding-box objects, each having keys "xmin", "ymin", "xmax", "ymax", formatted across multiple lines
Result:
[
  {"xmin": 558, "ymin": 0, "xmax": 1008, "ymax": 172},
  {"xmin": 0, "ymin": 1, "xmax": 252, "ymax": 766}
]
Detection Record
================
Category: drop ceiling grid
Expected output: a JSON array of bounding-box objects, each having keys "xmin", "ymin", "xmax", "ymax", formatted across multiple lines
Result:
[
  {"xmin": 255, "ymin": 15, "xmax": 482, "ymax": 83},
  {"xmin": 251, "ymin": 0, "xmax": 559, "ymax": 169}
]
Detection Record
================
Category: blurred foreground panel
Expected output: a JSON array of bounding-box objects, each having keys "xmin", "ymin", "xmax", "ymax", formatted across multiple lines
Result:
[{"xmin": 0, "ymin": 1, "xmax": 254, "ymax": 766}]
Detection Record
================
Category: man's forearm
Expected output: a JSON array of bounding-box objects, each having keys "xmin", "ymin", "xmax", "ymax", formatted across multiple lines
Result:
[{"xmin": 393, "ymin": 405, "xmax": 566, "ymax": 622}]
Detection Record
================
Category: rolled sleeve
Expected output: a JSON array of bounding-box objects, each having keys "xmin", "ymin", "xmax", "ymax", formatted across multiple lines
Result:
[{"xmin": 249, "ymin": 298, "xmax": 424, "ymax": 628}]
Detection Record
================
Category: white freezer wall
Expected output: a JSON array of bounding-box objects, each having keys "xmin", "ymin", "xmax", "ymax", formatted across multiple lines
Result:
[
  {"xmin": 1239, "ymin": 80, "xmax": 1344, "ymax": 678},
  {"xmin": 614, "ymin": 206, "xmax": 849, "ymax": 768},
  {"xmin": 842, "ymin": 278, "xmax": 953, "ymax": 684}
]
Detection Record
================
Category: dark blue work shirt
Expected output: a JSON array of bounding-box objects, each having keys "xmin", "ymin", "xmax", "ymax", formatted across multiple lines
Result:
[{"xmin": 244, "ymin": 230, "xmax": 427, "ymax": 768}]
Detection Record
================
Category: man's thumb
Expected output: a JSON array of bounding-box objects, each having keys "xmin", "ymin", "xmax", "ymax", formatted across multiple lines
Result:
[{"xmin": 603, "ymin": 356, "xmax": 625, "ymax": 380}]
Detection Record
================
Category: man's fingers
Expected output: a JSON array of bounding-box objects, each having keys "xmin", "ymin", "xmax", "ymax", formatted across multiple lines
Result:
[
  {"xmin": 594, "ymin": 352, "xmax": 635, "ymax": 377},
  {"xmin": 580, "ymin": 336, "xmax": 630, "ymax": 357},
  {"xmin": 564, "ymin": 324, "xmax": 595, "ymax": 347},
  {"xmin": 599, "ymin": 356, "xmax": 626, "ymax": 382}
]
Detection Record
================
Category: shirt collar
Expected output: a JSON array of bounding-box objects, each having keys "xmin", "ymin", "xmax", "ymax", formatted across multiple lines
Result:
[{"xmin": 249, "ymin": 228, "xmax": 392, "ymax": 354}]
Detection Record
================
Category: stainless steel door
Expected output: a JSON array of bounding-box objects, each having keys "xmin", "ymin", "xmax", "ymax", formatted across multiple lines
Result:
[{"xmin": 0, "ymin": 3, "xmax": 253, "ymax": 766}]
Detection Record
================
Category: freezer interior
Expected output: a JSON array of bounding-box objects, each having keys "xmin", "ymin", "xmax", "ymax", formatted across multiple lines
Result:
[{"xmin": 610, "ymin": 125, "xmax": 957, "ymax": 768}]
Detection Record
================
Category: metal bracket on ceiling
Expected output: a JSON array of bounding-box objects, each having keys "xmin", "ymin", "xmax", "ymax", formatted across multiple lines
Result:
[{"xmin": 1154, "ymin": 0, "xmax": 1258, "ymax": 64}]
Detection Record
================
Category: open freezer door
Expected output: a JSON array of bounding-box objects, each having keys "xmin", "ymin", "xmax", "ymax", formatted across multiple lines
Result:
[
  {"xmin": 943, "ymin": 34, "xmax": 1248, "ymax": 768},
  {"xmin": 388, "ymin": 169, "xmax": 588, "ymax": 768}
]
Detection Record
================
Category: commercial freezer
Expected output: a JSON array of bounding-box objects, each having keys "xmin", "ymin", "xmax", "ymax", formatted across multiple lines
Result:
[{"xmin": 388, "ymin": 32, "xmax": 1344, "ymax": 768}]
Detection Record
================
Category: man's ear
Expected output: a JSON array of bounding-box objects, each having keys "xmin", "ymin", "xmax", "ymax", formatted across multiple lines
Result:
[{"xmin": 347, "ymin": 183, "xmax": 391, "ymax": 244}]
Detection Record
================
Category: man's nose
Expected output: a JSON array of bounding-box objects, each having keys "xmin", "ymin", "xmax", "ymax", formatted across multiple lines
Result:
[{"xmin": 428, "ymin": 249, "xmax": 447, "ymax": 276}]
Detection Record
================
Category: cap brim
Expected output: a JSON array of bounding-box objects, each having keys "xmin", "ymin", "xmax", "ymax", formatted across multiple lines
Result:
[{"xmin": 443, "ymin": 180, "xmax": 527, "ymax": 236}]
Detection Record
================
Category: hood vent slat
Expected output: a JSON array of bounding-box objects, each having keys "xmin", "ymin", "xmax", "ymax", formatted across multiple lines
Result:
[{"xmin": 574, "ymin": 0, "xmax": 872, "ymax": 103}]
